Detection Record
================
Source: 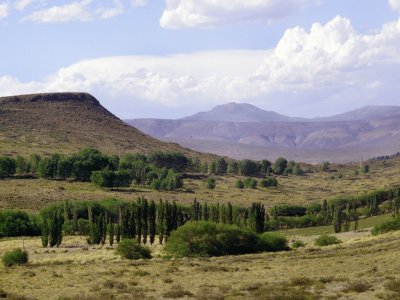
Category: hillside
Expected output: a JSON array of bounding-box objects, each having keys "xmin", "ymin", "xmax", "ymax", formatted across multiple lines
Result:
[
  {"xmin": 126, "ymin": 103, "xmax": 400, "ymax": 163},
  {"xmin": 0, "ymin": 93, "xmax": 209, "ymax": 158}
]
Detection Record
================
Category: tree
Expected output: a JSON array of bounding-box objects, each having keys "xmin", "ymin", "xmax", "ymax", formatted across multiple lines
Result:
[
  {"xmin": 142, "ymin": 199, "xmax": 149, "ymax": 244},
  {"xmin": 0, "ymin": 157, "xmax": 16, "ymax": 178},
  {"xmin": 15, "ymin": 156, "xmax": 30, "ymax": 175},
  {"xmin": 250, "ymin": 203, "xmax": 265, "ymax": 233},
  {"xmin": 206, "ymin": 177, "xmax": 216, "ymax": 189},
  {"xmin": 244, "ymin": 177, "xmax": 257, "ymax": 189},
  {"xmin": 41, "ymin": 218, "xmax": 49, "ymax": 247},
  {"xmin": 240, "ymin": 160, "xmax": 259, "ymax": 177},
  {"xmin": 215, "ymin": 158, "xmax": 228, "ymax": 175},
  {"xmin": 273, "ymin": 157, "xmax": 288, "ymax": 175},
  {"xmin": 149, "ymin": 200, "xmax": 156, "ymax": 245},
  {"xmin": 109, "ymin": 219, "xmax": 114, "ymax": 246},
  {"xmin": 29, "ymin": 154, "xmax": 41, "ymax": 176},
  {"xmin": 158, "ymin": 200, "xmax": 165, "ymax": 244},
  {"xmin": 260, "ymin": 160, "xmax": 272, "ymax": 177},
  {"xmin": 228, "ymin": 161, "xmax": 239, "ymax": 175},
  {"xmin": 209, "ymin": 161, "xmax": 216, "ymax": 174}
]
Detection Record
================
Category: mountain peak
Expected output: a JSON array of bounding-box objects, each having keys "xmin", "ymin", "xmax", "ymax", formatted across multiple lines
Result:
[{"xmin": 182, "ymin": 102, "xmax": 295, "ymax": 122}]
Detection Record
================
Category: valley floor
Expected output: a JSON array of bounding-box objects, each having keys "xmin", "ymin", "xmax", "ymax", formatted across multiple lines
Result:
[
  {"xmin": 0, "ymin": 157, "xmax": 399, "ymax": 212},
  {"xmin": 1, "ymin": 230, "xmax": 399, "ymax": 299}
]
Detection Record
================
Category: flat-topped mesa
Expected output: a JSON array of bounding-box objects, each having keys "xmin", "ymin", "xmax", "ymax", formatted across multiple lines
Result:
[{"xmin": 0, "ymin": 92, "xmax": 100, "ymax": 106}]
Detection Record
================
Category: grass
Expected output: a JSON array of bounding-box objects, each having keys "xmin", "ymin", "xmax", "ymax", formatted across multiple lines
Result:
[
  {"xmin": 278, "ymin": 213, "xmax": 394, "ymax": 237},
  {"xmin": 1, "ymin": 231, "xmax": 399, "ymax": 299}
]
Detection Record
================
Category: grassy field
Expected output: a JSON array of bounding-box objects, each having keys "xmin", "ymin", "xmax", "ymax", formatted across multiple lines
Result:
[
  {"xmin": 1, "ymin": 156, "xmax": 399, "ymax": 213},
  {"xmin": 278, "ymin": 214, "xmax": 395, "ymax": 237},
  {"xmin": 1, "ymin": 230, "xmax": 400, "ymax": 299}
]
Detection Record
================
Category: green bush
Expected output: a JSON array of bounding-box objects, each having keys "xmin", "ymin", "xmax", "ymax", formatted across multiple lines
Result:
[
  {"xmin": 2, "ymin": 248, "xmax": 29, "ymax": 267},
  {"xmin": 0, "ymin": 156, "xmax": 16, "ymax": 178},
  {"xmin": 164, "ymin": 221, "xmax": 288, "ymax": 257},
  {"xmin": 291, "ymin": 240, "xmax": 306, "ymax": 249},
  {"xmin": 244, "ymin": 177, "xmax": 257, "ymax": 189},
  {"xmin": 260, "ymin": 177, "xmax": 278, "ymax": 188},
  {"xmin": 235, "ymin": 179, "xmax": 244, "ymax": 189},
  {"xmin": 206, "ymin": 177, "xmax": 216, "ymax": 189},
  {"xmin": 315, "ymin": 234, "xmax": 342, "ymax": 246},
  {"xmin": 0, "ymin": 210, "xmax": 41, "ymax": 237},
  {"xmin": 372, "ymin": 216, "xmax": 400, "ymax": 235},
  {"xmin": 259, "ymin": 232, "xmax": 289, "ymax": 252},
  {"xmin": 115, "ymin": 239, "xmax": 152, "ymax": 260}
]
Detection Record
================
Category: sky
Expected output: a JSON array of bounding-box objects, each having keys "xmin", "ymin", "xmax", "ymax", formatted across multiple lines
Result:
[{"xmin": 1, "ymin": 0, "xmax": 400, "ymax": 119}]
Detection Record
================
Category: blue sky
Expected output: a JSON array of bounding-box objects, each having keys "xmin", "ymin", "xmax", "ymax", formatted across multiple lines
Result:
[{"xmin": 1, "ymin": 0, "xmax": 400, "ymax": 119}]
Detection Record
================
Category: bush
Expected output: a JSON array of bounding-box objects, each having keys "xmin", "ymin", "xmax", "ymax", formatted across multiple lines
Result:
[
  {"xmin": 270, "ymin": 204, "xmax": 307, "ymax": 217},
  {"xmin": 115, "ymin": 239, "xmax": 152, "ymax": 260},
  {"xmin": 0, "ymin": 157, "xmax": 16, "ymax": 178},
  {"xmin": 235, "ymin": 179, "xmax": 244, "ymax": 189},
  {"xmin": 2, "ymin": 248, "xmax": 29, "ymax": 267},
  {"xmin": 244, "ymin": 177, "xmax": 257, "ymax": 189},
  {"xmin": 315, "ymin": 234, "xmax": 342, "ymax": 246},
  {"xmin": 0, "ymin": 210, "xmax": 41, "ymax": 237},
  {"xmin": 206, "ymin": 177, "xmax": 216, "ymax": 189},
  {"xmin": 260, "ymin": 177, "xmax": 278, "ymax": 188},
  {"xmin": 259, "ymin": 232, "xmax": 289, "ymax": 252},
  {"xmin": 372, "ymin": 216, "xmax": 400, "ymax": 235},
  {"xmin": 164, "ymin": 222, "xmax": 288, "ymax": 257},
  {"xmin": 292, "ymin": 240, "xmax": 306, "ymax": 249}
]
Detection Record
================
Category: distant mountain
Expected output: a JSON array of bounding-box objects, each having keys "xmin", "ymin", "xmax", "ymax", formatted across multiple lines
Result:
[
  {"xmin": 0, "ymin": 93, "xmax": 211, "ymax": 160},
  {"xmin": 316, "ymin": 105, "xmax": 400, "ymax": 122},
  {"xmin": 182, "ymin": 102, "xmax": 304, "ymax": 122},
  {"xmin": 125, "ymin": 103, "xmax": 400, "ymax": 163}
]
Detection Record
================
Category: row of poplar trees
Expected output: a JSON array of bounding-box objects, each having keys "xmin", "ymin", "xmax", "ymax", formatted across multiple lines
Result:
[{"xmin": 84, "ymin": 199, "xmax": 268, "ymax": 247}]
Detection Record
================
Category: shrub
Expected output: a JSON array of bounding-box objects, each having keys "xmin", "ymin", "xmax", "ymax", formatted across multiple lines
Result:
[
  {"xmin": 2, "ymin": 248, "xmax": 29, "ymax": 267},
  {"xmin": 206, "ymin": 177, "xmax": 216, "ymax": 189},
  {"xmin": 292, "ymin": 240, "xmax": 306, "ymax": 249},
  {"xmin": 0, "ymin": 156, "xmax": 16, "ymax": 178},
  {"xmin": 260, "ymin": 177, "xmax": 278, "ymax": 188},
  {"xmin": 270, "ymin": 204, "xmax": 307, "ymax": 217},
  {"xmin": 372, "ymin": 216, "xmax": 400, "ymax": 235},
  {"xmin": 0, "ymin": 210, "xmax": 41, "ymax": 237},
  {"xmin": 115, "ymin": 239, "xmax": 151, "ymax": 260},
  {"xmin": 315, "ymin": 234, "xmax": 342, "ymax": 246},
  {"xmin": 244, "ymin": 177, "xmax": 257, "ymax": 189},
  {"xmin": 235, "ymin": 179, "xmax": 244, "ymax": 189},
  {"xmin": 164, "ymin": 222, "xmax": 289, "ymax": 257},
  {"xmin": 259, "ymin": 232, "xmax": 289, "ymax": 252}
]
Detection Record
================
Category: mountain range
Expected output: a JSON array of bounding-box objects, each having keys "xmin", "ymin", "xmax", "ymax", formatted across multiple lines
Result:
[{"xmin": 126, "ymin": 103, "xmax": 400, "ymax": 163}]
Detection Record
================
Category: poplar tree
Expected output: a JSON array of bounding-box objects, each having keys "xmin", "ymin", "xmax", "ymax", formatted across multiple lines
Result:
[
  {"xmin": 158, "ymin": 200, "xmax": 165, "ymax": 244},
  {"xmin": 136, "ymin": 200, "xmax": 142, "ymax": 244},
  {"xmin": 149, "ymin": 200, "xmax": 156, "ymax": 245},
  {"xmin": 142, "ymin": 199, "xmax": 149, "ymax": 244},
  {"xmin": 116, "ymin": 206, "xmax": 121, "ymax": 243},
  {"xmin": 228, "ymin": 202, "xmax": 233, "ymax": 225},
  {"xmin": 109, "ymin": 218, "xmax": 114, "ymax": 246},
  {"xmin": 41, "ymin": 218, "xmax": 49, "ymax": 248}
]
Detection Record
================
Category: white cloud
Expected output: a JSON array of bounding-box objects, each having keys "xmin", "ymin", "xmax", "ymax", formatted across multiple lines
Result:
[
  {"xmin": 0, "ymin": 2, "xmax": 9, "ymax": 19},
  {"xmin": 389, "ymin": 0, "xmax": 400, "ymax": 13},
  {"xmin": 160, "ymin": 0, "xmax": 310, "ymax": 29},
  {"xmin": 14, "ymin": 0, "xmax": 42, "ymax": 11},
  {"xmin": 22, "ymin": 0, "xmax": 125, "ymax": 23},
  {"xmin": 131, "ymin": 0, "xmax": 147, "ymax": 7},
  {"xmin": 2, "ymin": 16, "xmax": 400, "ymax": 119}
]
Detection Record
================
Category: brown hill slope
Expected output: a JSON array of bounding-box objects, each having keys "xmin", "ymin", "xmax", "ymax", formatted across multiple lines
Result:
[{"xmin": 0, "ymin": 93, "xmax": 209, "ymax": 158}]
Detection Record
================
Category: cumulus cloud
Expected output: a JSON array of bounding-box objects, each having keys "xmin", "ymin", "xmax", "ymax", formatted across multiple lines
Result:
[
  {"xmin": 1, "ymin": 16, "xmax": 400, "ymax": 119},
  {"xmin": 14, "ymin": 0, "xmax": 43, "ymax": 11},
  {"xmin": 0, "ymin": 2, "xmax": 9, "ymax": 19},
  {"xmin": 131, "ymin": 0, "xmax": 147, "ymax": 7},
  {"xmin": 160, "ymin": 0, "xmax": 310, "ymax": 29},
  {"xmin": 22, "ymin": 0, "xmax": 125, "ymax": 23},
  {"xmin": 389, "ymin": 0, "xmax": 400, "ymax": 12}
]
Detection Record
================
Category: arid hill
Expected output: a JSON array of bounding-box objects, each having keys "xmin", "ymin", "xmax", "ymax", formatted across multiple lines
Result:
[{"xmin": 0, "ymin": 93, "xmax": 209, "ymax": 158}]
